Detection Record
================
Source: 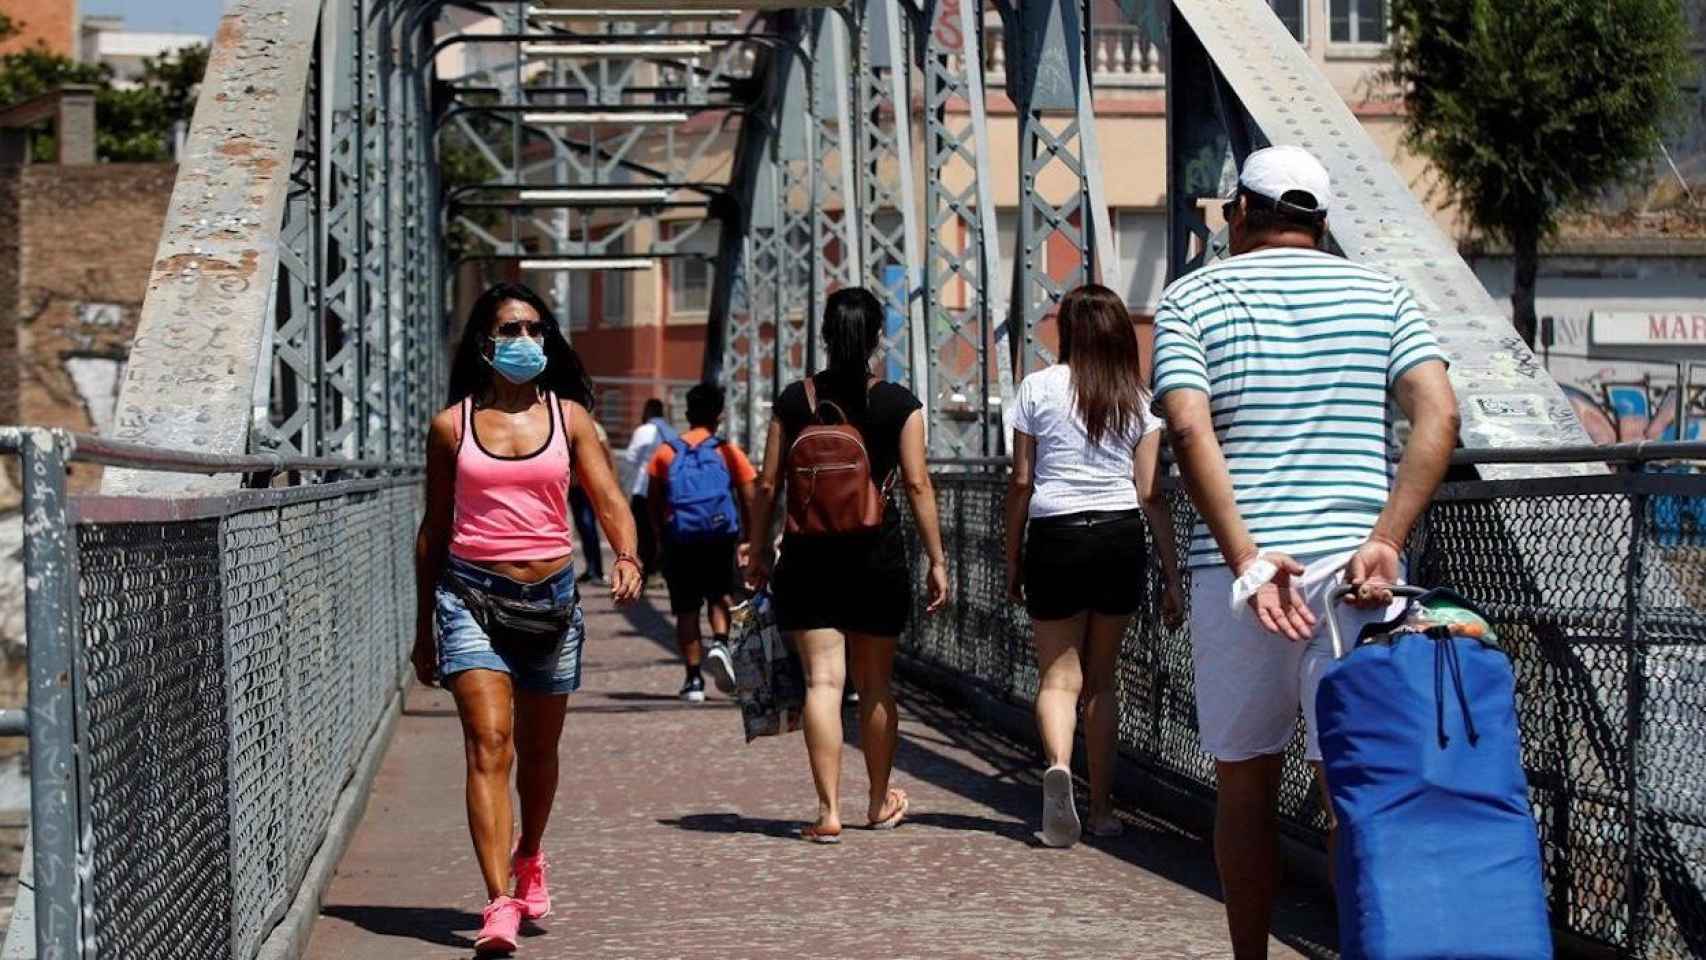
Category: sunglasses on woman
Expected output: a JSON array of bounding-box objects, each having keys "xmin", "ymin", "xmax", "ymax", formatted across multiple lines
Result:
[{"xmin": 495, "ymin": 320, "xmax": 546, "ymax": 339}]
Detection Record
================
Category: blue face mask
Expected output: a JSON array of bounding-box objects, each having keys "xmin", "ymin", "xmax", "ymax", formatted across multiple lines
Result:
[{"xmin": 487, "ymin": 336, "xmax": 547, "ymax": 384}]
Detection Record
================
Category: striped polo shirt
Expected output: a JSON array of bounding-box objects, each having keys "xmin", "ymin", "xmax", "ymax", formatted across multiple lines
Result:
[{"xmin": 1150, "ymin": 247, "xmax": 1446, "ymax": 568}]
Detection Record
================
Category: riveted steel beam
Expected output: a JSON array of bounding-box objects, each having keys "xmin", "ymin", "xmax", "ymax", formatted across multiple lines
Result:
[
  {"xmin": 105, "ymin": 0, "xmax": 327, "ymax": 495},
  {"xmin": 1004, "ymin": 0, "xmax": 1108, "ymax": 381},
  {"xmin": 1169, "ymin": 0, "xmax": 1593, "ymax": 473},
  {"xmin": 922, "ymin": 0, "xmax": 1007, "ymax": 458},
  {"xmin": 853, "ymin": 0, "xmax": 928, "ymax": 416}
]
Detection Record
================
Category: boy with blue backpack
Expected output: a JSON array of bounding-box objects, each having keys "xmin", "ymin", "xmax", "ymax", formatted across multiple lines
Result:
[{"xmin": 646, "ymin": 383, "xmax": 757, "ymax": 702}]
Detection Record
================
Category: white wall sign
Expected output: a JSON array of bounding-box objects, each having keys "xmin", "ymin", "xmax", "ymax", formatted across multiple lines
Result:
[{"xmin": 1591, "ymin": 311, "xmax": 1706, "ymax": 347}]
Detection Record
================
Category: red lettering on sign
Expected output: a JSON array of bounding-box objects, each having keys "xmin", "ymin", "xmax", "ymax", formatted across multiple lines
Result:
[
  {"xmin": 933, "ymin": 0, "xmax": 964, "ymax": 52},
  {"xmin": 1694, "ymin": 314, "xmax": 1706, "ymax": 340},
  {"xmin": 1652, "ymin": 316, "xmax": 1668, "ymax": 339}
]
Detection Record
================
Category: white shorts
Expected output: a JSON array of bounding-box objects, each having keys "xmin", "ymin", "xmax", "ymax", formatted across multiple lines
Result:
[{"xmin": 1188, "ymin": 551, "xmax": 1407, "ymax": 763}]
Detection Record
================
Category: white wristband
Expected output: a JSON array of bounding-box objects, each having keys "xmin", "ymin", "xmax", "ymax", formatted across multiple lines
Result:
[{"xmin": 1229, "ymin": 558, "xmax": 1278, "ymax": 615}]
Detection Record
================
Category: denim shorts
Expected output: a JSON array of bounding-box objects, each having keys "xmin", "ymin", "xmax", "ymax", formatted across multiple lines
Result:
[{"xmin": 435, "ymin": 556, "xmax": 586, "ymax": 694}]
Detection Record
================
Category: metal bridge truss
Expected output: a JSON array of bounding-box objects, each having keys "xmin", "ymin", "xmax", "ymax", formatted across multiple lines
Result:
[
  {"xmin": 16, "ymin": 0, "xmax": 1678, "ymax": 958},
  {"xmin": 111, "ymin": 0, "xmax": 1588, "ymax": 482}
]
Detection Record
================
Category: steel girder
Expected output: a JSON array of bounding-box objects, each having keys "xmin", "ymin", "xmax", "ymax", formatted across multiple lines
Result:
[
  {"xmin": 1002, "ymin": 0, "xmax": 1116, "ymax": 382},
  {"xmin": 922, "ymin": 0, "xmax": 1006, "ymax": 457},
  {"xmin": 1166, "ymin": 0, "xmax": 1593, "ymax": 474},
  {"xmin": 110, "ymin": 0, "xmax": 451, "ymax": 495},
  {"xmin": 853, "ymin": 0, "xmax": 928, "ymax": 409},
  {"xmin": 106, "ymin": 0, "xmax": 331, "ymax": 494},
  {"xmin": 435, "ymin": 18, "xmax": 769, "ymax": 267}
]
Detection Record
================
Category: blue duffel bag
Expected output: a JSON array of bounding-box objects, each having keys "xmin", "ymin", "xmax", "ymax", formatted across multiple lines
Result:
[{"xmin": 1316, "ymin": 586, "xmax": 1552, "ymax": 960}]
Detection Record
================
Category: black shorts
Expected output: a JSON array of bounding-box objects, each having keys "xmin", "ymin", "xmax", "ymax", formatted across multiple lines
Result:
[
  {"xmin": 1023, "ymin": 510, "xmax": 1147, "ymax": 621},
  {"xmin": 771, "ymin": 528, "xmax": 911, "ymax": 637},
  {"xmin": 662, "ymin": 538, "xmax": 740, "ymax": 615}
]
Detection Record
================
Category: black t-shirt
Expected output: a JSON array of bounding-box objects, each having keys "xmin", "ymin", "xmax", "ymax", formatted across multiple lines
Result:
[{"xmin": 773, "ymin": 374, "xmax": 922, "ymax": 486}]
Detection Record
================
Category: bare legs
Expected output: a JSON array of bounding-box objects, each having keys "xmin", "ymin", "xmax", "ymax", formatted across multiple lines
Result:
[
  {"xmin": 795, "ymin": 629, "xmax": 905, "ymax": 831},
  {"xmin": 1214, "ymin": 755, "xmax": 1283, "ymax": 960},
  {"xmin": 451, "ymin": 670, "xmax": 570, "ymax": 899},
  {"xmin": 675, "ymin": 610, "xmax": 703, "ymax": 671},
  {"xmin": 796, "ymin": 629, "xmax": 848, "ymax": 831},
  {"xmin": 848, "ymin": 632, "xmax": 903, "ymax": 821},
  {"xmin": 1211, "ymin": 757, "xmax": 1340, "ymax": 958},
  {"xmin": 1032, "ymin": 612, "xmax": 1130, "ymax": 822},
  {"xmin": 514, "ymin": 689, "xmax": 570, "ymax": 856},
  {"xmin": 1081, "ymin": 613, "xmax": 1126, "ymax": 824},
  {"xmin": 676, "ymin": 599, "xmax": 733, "ymax": 671}
]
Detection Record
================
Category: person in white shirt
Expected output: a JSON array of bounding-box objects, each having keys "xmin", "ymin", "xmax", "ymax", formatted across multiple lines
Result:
[
  {"xmin": 1004, "ymin": 283, "xmax": 1185, "ymax": 848},
  {"xmin": 622, "ymin": 398, "xmax": 677, "ymax": 575}
]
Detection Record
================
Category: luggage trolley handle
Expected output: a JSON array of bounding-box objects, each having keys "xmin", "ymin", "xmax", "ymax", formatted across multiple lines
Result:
[{"xmin": 1326, "ymin": 584, "xmax": 1429, "ymax": 660}]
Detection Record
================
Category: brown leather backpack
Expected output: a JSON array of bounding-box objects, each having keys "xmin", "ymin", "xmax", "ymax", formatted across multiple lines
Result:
[{"xmin": 784, "ymin": 378, "xmax": 889, "ymax": 536}]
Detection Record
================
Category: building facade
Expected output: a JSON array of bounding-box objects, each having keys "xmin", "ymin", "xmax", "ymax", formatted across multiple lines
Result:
[
  {"xmin": 0, "ymin": 0, "xmax": 76, "ymax": 58},
  {"xmin": 78, "ymin": 15, "xmax": 207, "ymax": 87}
]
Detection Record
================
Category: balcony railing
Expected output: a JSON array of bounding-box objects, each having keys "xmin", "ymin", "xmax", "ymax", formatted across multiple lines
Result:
[{"xmin": 979, "ymin": 23, "xmax": 1165, "ymax": 90}]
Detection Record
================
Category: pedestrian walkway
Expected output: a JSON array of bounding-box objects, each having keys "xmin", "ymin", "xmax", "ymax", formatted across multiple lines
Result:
[{"xmin": 304, "ymin": 592, "xmax": 1338, "ymax": 959}]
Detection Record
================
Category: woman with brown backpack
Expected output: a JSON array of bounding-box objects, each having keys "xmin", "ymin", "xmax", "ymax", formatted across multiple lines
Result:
[{"xmin": 745, "ymin": 286, "xmax": 950, "ymax": 844}]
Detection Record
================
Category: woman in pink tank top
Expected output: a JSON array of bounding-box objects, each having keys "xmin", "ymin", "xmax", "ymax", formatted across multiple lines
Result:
[{"xmin": 412, "ymin": 282, "xmax": 641, "ymax": 953}]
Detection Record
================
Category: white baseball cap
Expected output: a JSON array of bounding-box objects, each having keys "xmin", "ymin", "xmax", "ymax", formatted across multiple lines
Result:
[{"xmin": 1237, "ymin": 145, "xmax": 1331, "ymax": 216}]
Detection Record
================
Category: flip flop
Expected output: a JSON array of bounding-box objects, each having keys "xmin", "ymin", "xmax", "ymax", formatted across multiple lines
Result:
[
  {"xmin": 800, "ymin": 823, "xmax": 843, "ymax": 844},
  {"xmin": 867, "ymin": 789, "xmax": 909, "ymax": 830}
]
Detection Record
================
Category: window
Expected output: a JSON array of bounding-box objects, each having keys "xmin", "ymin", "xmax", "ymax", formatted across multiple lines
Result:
[
  {"xmin": 601, "ymin": 270, "xmax": 628, "ymax": 327},
  {"xmin": 1269, "ymin": 0, "xmax": 1305, "ymax": 42},
  {"xmin": 521, "ymin": 269, "xmax": 590, "ymax": 332},
  {"xmin": 996, "ymin": 209, "xmax": 1054, "ymax": 279},
  {"xmin": 1330, "ymin": 0, "xmax": 1386, "ymax": 44},
  {"xmin": 667, "ymin": 221, "xmax": 719, "ymax": 316},
  {"xmin": 1113, "ymin": 211, "xmax": 1167, "ymax": 315}
]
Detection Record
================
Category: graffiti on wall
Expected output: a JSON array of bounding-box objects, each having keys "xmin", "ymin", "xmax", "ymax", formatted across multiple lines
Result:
[{"xmin": 1558, "ymin": 369, "xmax": 1706, "ymax": 444}]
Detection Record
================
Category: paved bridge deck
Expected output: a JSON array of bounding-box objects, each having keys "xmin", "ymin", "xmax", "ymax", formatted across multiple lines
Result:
[{"xmin": 305, "ymin": 592, "xmax": 1338, "ymax": 959}]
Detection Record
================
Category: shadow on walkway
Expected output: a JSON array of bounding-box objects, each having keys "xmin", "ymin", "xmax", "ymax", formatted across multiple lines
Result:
[
  {"xmin": 655, "ymin": 812, "xmax": 802, "ymax": 840},
  {"xmin": 875, "ymin": 678, "xmax": 1341, "ymax": 959},
  {"xmin": 317, "ymin": 905, "xmax": 477, "ymax": 950},
  {"xmin": 614, "ymin": 593, "xmax": 680, "ymax": 655}
]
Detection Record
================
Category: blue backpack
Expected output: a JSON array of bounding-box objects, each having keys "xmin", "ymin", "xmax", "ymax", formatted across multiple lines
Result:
[{"xmin": 664, "ymin": 436, "xmax": 742, "ymax": 543}]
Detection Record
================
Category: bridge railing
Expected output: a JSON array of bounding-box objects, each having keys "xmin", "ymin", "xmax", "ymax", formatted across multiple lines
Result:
[
  {"xmin": 903, "ymin": 444, "xmax": 1706, "ymax": 959},
  {"xmin": 1, "ymin": 427, "xmax": 421, "ymax": 960}
]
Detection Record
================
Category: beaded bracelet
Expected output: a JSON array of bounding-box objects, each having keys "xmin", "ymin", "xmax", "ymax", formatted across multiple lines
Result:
[{"xmin": 613, "ymin": 553, "xmax": 644, "ymax": 576}]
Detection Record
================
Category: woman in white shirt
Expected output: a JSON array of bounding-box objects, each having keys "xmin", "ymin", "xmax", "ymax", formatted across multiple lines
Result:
[{"xmin": 1003, "ymin": 283, "xmax": 1185, "ymax": 848}]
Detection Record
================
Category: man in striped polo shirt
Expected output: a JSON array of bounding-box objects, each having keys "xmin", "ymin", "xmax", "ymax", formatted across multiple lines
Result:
[{"xmin": 1153, "ymin": 145, "xmax": 1460, "ymax": 958}]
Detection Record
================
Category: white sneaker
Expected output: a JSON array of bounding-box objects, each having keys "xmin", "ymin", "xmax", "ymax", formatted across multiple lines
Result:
[
  {"xmin": 1040, "ymin": 766, "xmax": 1081, "ymax": 848},
  {"xmin": 703, "ymin": 644, "xmax": 736, "ymax": 695}
]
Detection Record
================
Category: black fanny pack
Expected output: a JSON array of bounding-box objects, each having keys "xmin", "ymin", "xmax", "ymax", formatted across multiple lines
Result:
[{"xmin": 452, "ymin": 578, "xmax": 576, "ymax": 644}]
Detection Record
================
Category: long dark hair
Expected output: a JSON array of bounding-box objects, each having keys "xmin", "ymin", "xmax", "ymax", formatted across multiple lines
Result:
[
  {"xmin": 1058, "ymin": 284, "xmax": 1147, "ymax": 448},
  {"xmin": 448, "ymin": 281, "xmax": 594, "ymax": 409},
  {"xmin": 819, "ymin": 287, "xmax": 883, "ymax": 418}
]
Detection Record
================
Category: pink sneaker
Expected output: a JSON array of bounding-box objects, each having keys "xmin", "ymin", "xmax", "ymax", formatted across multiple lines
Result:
[
  {"xmin": 475, "ymin": 896, "xmax": 523, "ymax": 955},
  {"xmin": 512, "ymin": 849, "xmax": 552, "ymax": 919}
]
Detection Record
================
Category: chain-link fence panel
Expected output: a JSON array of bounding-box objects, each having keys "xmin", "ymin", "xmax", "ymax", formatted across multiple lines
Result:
[
  {"xmin": 64, "ymin": 478, "xmax": 419, "ymax": 960},
  {"xmin": 902, "ymin": 466, "xmax": 1706, "ymax": 958},
  {"xmin": 77, "ymin": 519, "xmax": 231, "ymax": 960}
]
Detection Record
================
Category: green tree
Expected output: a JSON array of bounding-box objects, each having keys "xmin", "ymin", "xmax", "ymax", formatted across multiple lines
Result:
[
  {"xmin": 97, "ymin": 45, "xmax": 209, "ymax": 161},
  {"xmin": 1386, "ymin": 0, "xmax": 1696, "ymax": 347},
  {"xmin": 0, "ymin": 43, "xmax": 208, "ymax": 162}
]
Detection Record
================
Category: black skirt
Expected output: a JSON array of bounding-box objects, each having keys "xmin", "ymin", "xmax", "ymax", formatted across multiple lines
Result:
[{"xmin": 770, "ymin": 521, "xmax": 911, "ymax": 637}]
